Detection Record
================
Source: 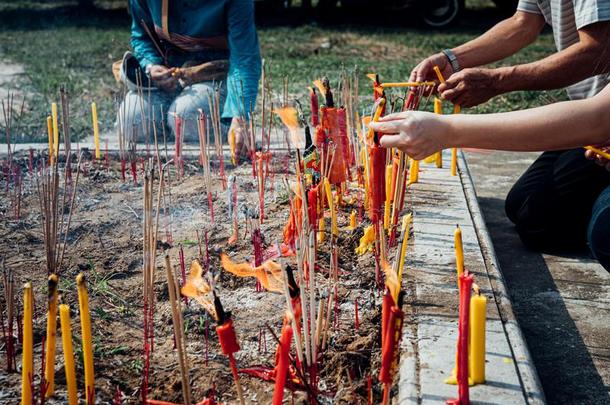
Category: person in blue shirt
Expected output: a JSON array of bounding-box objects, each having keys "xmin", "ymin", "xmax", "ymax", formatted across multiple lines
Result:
[{"xmin": 119, "ymin": 0, "xmax": 261, "ymax": 151}]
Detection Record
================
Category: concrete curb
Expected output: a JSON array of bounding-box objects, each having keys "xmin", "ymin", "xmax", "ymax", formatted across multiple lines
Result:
[{"xmin": 458, "ymin": 151, "xmax": 546, "ymax": 404}]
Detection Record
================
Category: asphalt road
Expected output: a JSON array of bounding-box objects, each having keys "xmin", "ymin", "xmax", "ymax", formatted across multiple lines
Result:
[{"xmin": 465, "ymin": 151, "xmax": 610, "ymax": 404}]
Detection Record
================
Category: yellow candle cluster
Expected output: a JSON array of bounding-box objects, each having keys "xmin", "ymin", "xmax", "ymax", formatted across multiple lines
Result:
[{"xmin": 408, "ymin": 159, "xmax": 419, "ymax": 184}]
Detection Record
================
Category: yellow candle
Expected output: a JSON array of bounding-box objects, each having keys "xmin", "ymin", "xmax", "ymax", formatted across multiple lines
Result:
[
  {"xmin": 59, "ymin": 304, "xmax": 78, "ymax": 405},
  {"xmin": 51, "ymin": 103, "xmax": 59, "ymax": 159},
  {"xmin": 318, "ymin": 217, "xmax": 326, "ymax": 243},
  {"xmin": 397, "ymin": 213, "xmax": 412, "ymax": 283},
  {"xmin": 451, "ymin": 104, "xmax": 461, "ymax": 176},
  {"xmin": 470, "ymin": 288, "xmax": 487, "ymax": 384},
  {"xmin": 21, "ymin": 282, "xmax": 33, "ymax": 405},
  {"xmin": 454, "ymin": 225, "xmax": 464, "ymax": 280},
  {"xmin": 45, "ymin": 274, "xmax": 59, "ymax": 398},
  {"xmin": 91, "ymin": 102, "xmax": 101, "ymax": 160},
  {"xmin": 77, "ymin": 273, "xmax": 95, "ymax": 404},
  {"xmin": 349, "ymin": 210, "xmax": 357, "ymax": 230},
  {"xmin": 383, "ymin": 164, "xmax": 392, "ymax": 230},
  {"xmin": 408, "ymin": 159, "xmax": 419, "ymax": 184},
  {"xmin": 47, "ymin": 116, "xmax": 54, "ymax": 162},
  {"xmin": 434, "ymin": 98, "xmax": 443, "ymax": 168}
]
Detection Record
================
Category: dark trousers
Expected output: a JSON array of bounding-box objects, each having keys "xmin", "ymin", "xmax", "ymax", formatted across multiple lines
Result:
[{"xmin": 505, "ymin": 148, "xmax": 610, "ymax": 271}]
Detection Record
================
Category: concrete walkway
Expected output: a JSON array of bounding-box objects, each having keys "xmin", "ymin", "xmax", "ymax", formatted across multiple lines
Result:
[
  {"xmin": 465, "ymin": 151, "xmax": 610, "ymax": 404},
  {"xmin": 398, "ymin": 150, "xmax": 544, "ymax": 404}
]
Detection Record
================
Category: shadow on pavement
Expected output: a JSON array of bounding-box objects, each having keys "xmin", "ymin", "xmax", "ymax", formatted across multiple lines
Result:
[{"xmin": 478, "ymin": 196, "xmax": 608, "ymax": 404}]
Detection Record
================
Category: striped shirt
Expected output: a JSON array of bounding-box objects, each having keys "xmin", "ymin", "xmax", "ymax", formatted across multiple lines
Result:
[{"xmin": 518, "ymin": 0, "xmax": 610, "ymax": 99}]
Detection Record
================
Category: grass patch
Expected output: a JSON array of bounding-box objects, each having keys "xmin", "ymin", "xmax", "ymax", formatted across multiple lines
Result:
[{"xmin": 0, "ymin": 1, "xmax": 565, "ymax": 142}]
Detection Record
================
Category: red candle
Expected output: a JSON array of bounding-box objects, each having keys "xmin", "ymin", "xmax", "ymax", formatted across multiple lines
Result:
[
  {"xmin": 272, "ymin": 322, "xmax": 293, "ymax": 405},
  {"xmin": 450, "ymin": 271, "xmax": 474, "ymax": 405}
]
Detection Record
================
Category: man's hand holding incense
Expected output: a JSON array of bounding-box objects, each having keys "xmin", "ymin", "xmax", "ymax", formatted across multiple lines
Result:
[
  {"xmin": 149, "ymin": 64, "xmax": 179, "ymax": 93},
  {"xmin": 410, "ymin": 53, "xmax": 454, "ymax": 85},
  {"xmin": 368, "ymin": 111, "xmax": 446, "ymax": 160},
  {"xmin": 438, "ymin": 67, "xmax": 500, "ymax": 107}
]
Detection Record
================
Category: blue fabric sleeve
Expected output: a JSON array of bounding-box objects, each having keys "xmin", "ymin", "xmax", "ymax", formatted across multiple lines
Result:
[
  {"xmin": 129, "ymin": 0, "xmax": 164, "ymax": 68},
  {"xmin": 222, "ymin": 0, "xmax": 262, "ymax": 119}
]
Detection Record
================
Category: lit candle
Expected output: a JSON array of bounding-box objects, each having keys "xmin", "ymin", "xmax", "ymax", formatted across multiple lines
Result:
[
  {"xmin": 451, "ymin": 105, "xmax": 461, "ymax": 176},
  {"xmin": 91, "ymin": 102, "xmax": 101, "ymax": 160},
  {"xmin": 470, "ymin": 285, "xmax": 487, "ymax": 384},
  {"xmin": 59, "ymin": 304, "xmax": 78, "ymax": 405},
  {"xmin": 21, "ymin": 283, "xmax": 33, "ymax": 405},
  {"xmin": 47, "ymin": 116, "xmax": 54, "ymax": 162},
  {"xmin": 45, "ymin": 274, "xmax": 59, "ymax": 398},
  {"xmin": 77, "ymin": 273, "xmax": 95, "ymax": 403},
  {"xmin": 51, "ymin": 103, "xmax": 59, "ymax": 159},
  {"xmin": 408, "ymin": 159, "xmax": 419, "ymax": 184},
  {"xmin": 454, "ymin": 225, "xmax": 464, "ymax": 281}
]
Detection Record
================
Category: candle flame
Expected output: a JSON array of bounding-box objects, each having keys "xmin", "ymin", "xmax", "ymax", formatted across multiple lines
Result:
[
  {"xmin": 220, "ymin": 253, "xmax": 284, "ymax": 293},
  {"xmin": 181, "ymin": 260, "xmax": 218, "ymax": 320},
  {"xmin": 274, "ymin": 107, "xmax": 304, "ymax": 147}
]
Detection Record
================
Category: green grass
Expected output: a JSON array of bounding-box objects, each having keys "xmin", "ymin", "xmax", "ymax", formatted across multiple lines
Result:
[{"xmin": 0, "ymin": 0, "xmax": 565, "ymax": 142}]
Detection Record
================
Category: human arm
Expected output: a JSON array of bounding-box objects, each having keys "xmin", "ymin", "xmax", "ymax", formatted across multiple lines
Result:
[
  {"xmin": 223, "ymin": 0, "xmax": 262, "ymax": 153},
  {"xmin": 410, "ymin": 11, "xmax": 545, "ymax": 84},
  {"xmin": 223, "ymin": 0, "xmax": 262, "ymax": 120},
  {"xmin": 129, "ymin": 0, "xmax": 164, "ymax": 68},
  {"xmin": 368, "ymin": 85, "xmax": 610, "ymax": 159},
  {"xmin": 440, "ymin": 21, "xmax": 610, "ymax": 106},
  {"xmin": 129, "ymin": 0, "xmax": 178, "ymax": 91}
]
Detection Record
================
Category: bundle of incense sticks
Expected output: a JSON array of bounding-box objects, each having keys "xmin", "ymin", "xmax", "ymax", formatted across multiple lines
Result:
[
  {"xmin": 207, "ymin": 85, "xmax": 227, "ymax": 189},
  {"xmin": 116, "ymin": 96, "xmax": 127, "ymax": 182},
  {"xmin": 35, "ymin": 146, "xmax": 83, "ymax": 276},
  {"xmin": 197, "ymin": 110, "xmax": 215, "ymax": 223},
  {"xmin": 2, "ymin": 268, "xmax": 16, "ymax": 372},
  {"xmin": 141, "ymin": 163, "xmax": 164, "ymax": 404}
]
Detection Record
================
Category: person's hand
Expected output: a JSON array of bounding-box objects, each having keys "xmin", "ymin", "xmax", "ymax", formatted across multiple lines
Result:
[
  {"xmin": 410, "ymin": 53, "xmax": 454, "ymax": 84},
  {"xmin": 585, "ymin": 146, "xmax": 610, "ymax": 171},
  {"xmin": 229, "ymin": 117, "xmax": 249, "ymax": 158},
  {"xmin": 368, "ymin": 111, "xmax": 448, "ymax": 160},
  {"xmin": 148, "ymin": 65, "xmax": 178, "ymax": 92},
  {"xmin": 438, "ymin": 67, "xmax": 499, "ymax": 107}
]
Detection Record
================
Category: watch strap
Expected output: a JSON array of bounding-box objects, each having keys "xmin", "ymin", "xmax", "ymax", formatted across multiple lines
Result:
[{"xmin": 442, "ymin": 49, "xmax": 461, "ymax": 73}]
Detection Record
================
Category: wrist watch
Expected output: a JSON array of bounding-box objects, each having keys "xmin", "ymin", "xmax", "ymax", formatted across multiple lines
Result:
[{"xmin": 442, "ymin": 49, "xmax": 461, "ymax": 73}]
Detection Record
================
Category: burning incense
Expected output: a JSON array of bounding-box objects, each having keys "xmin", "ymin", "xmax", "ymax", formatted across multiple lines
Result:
[
  {"xmin": 59, "ymin": 304, "xmax": 78, "ymax": 405},
  {"xmin": 76, "ymin": 273, "xmax": 95, "ymax": 404},
  {"xmin": 21, "ymin": 283, "xmax": 33, "ymax": 405}
]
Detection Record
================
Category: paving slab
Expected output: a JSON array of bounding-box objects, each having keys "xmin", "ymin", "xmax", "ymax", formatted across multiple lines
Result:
[{"xmin": 397, "ymin": 150, "xmax": 545, "ymax": 404}]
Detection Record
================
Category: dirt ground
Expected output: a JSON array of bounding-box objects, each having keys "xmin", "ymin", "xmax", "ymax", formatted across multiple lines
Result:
[{"xmin": 0, "ymin": 149, "xmax": 392, "ymax": 404}]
